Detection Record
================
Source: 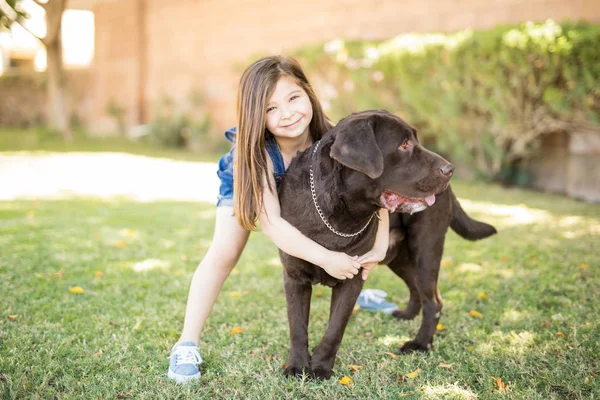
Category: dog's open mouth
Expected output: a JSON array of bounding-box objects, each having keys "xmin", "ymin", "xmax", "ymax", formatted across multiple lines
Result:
[{"xmin": 380, "ymin": 190, "xmax": 436, "ymax": 214}]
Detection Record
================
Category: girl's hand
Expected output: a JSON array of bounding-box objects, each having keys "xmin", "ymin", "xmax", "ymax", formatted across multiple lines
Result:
[
  {"xmin": 320, "ymin": 252, "xmax": 362, "ymax": 280},
  {"xmin": 357, "ymin": 248, "xmax": 387, "ymax": 281}
]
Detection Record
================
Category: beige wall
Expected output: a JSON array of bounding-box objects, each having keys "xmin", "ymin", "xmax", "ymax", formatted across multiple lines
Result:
[{"xmin": 91, "ymin": 0, "xmax": 600, "ymax": 134}]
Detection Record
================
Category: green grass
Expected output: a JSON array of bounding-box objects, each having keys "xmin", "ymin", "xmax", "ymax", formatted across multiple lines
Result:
[
  {"xmin": 1, "ymin": 179, "xmax": 599, "ymax": 398},
  {"xmin": 0, "ymin": 127, "xmax": 223, "ymax": 162}
]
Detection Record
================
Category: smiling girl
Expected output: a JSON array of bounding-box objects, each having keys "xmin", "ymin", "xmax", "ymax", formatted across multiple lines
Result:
[{"xmin": 168, "ymin": 56, "xmax": 389, "ymax": 383}]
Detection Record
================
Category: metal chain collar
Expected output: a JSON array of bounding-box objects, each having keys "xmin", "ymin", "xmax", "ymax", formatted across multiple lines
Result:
[{"xmin": 309, "ymin": 141, "xmax": 375, "ymax": 238}]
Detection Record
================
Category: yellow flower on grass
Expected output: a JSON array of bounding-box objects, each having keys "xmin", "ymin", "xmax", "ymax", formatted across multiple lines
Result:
[
  {"xmin": 230, "ymin": 327, "xmax": 244, "ymax": 335},
  {"xmin": 338, "ymin": 376, "xmax": 354, "ymax": 386},
  {"xmin": 469, "ymin": 310, "xmax": 483, "ymax": 319},
  {"xmin": 69, "ymin": 286, "xmax": 85, "ymax": 294},
  {"xmin": 405, "ymin": 368, "xmax": 421, "ymax": 379},
  {"xmin": 436, "ymin": 323, "xmax": 445, "ymax": 331},
  {"xmin": 477, "ymin": 292, "xmax": 488, "ymax": 300}
]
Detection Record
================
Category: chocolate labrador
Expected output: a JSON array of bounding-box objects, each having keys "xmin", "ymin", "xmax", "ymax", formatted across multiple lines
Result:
[{"xmin": 277, "ymin": 110, "xmax": 497, "ymax": 379}]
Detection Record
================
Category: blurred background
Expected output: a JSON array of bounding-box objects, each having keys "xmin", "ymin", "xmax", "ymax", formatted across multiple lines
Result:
[{"xmin": 0, "ymin": 0, "xmax": 599, "ymax": 202}]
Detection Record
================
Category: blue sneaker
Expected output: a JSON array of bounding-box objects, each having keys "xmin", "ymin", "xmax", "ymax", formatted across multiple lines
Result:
[
  {"xmin": 168, "ymin": 341, "xmax": 202, "ymax": 383},
  {"xmin": 356, "ymin": 289, "xmax": 399, "ymax": 314}
]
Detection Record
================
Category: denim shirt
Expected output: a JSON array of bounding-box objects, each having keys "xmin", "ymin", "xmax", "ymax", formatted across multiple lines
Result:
[{"xmin": 223, "ymin": 127, "xmax": 287, "ymax": 187}]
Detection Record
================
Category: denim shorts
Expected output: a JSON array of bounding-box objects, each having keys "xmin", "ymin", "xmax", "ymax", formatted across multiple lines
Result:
[{"xmin": 216, "ymin": 127, "xmax": 286, "ymax": 207}]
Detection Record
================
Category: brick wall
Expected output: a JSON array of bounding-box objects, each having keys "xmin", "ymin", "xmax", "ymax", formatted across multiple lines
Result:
[
  {"xmin": 91, "ymin": 0, "xmax": 600, "ymax": 134},
  {"xmin": 0, "ymin": 69, "xmax": 92, "ymax": 128}
]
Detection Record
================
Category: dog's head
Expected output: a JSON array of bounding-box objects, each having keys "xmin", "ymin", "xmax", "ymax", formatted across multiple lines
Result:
[{"xmin": 330, "ymin": 110, "xmax": 454, "ymax": 214}]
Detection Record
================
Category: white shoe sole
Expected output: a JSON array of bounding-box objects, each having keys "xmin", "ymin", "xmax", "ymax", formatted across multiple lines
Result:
[{"xmin": 168, "ymin": 369, "xmax": 201, "ymax": 383}]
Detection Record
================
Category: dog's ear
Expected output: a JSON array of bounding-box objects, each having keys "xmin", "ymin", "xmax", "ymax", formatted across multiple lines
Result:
[{"xmin": 330, "ymin": 118, "xmax": 384, "ymax": 179}]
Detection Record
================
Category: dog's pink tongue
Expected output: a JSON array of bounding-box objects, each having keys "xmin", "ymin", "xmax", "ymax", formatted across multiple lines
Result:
[{"xmin": 425, "ymin": 194, "xmax": 436, "ymax": 206}]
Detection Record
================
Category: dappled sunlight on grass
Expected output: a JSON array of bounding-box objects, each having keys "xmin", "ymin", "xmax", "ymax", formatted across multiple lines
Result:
[
  {"xmin": 421, "ymin": 384, "xmax": 478, "ymax": 399},
  {"xmin": 132, "ymin": 259, "xmax": 171, "ymax": 272},
  {"xmin": 0, "ymin": 152, "xmax": 220, "ymax": 202},
  {"xmin": 474, "ymin": 330, "xmax": 536, "ymax": 357},
  {"xmin": 460, "ymin": 199, "xmax": 554, "ymax": 227}
]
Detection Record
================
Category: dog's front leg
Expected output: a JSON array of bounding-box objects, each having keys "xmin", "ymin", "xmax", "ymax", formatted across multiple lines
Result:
[
  {"xmin": 283, "ymin": 267, "xmax": 312, "ymax": 378},
  {"xmin": 311, "ymin": 277, "xmax": 364, "ymax": 379}
]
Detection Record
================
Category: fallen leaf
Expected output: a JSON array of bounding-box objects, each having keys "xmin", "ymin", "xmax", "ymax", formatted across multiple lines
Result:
[
  {"xmin": 543, "ymin": 321, "xmax": 552, "ymax": 328},
  {"xmin": 95, "ymin": 271, "xmax": 103, "ymax": 278},
  {"xmin": 584, "ymin": 377, "xmax": 590, "ymax": 384},
  {"xmin": 69, "ymin": 286, "xmax": 85, "ymax": 294},
  {"xmin": 555, "ymin": 331, "xmax": 567, "ymax": 338},
  {"xmin": 469, "ymin": 310, "xmax": 483, "ymax": 319},
  {"xmin": 281, "ymin": 363, "xmax": 287, "ymax": 370},
  {"xmin": 477, "ymin": 292, "xmax": 488, "ymax": 301},
  {"xmin": 315, "ymin": 291, "xmax": 324, "ymax": 297},
  {"xmin": 54, "ymin": 269, "xmax": 64, "ymax": 278},
  {"xmin": 95, "ymin": 350, "xmax": 103, "ymax": 357},
  {"xmin": 438, "ymin": 362, "xmax": 454, "ymax": 369},
  {"xmin": 347, "ymin": 365, "xmax": 363, "ymax": 373},
  {"xmin": 405, "ymin": 368, "xmax": 421, "ymax": 379},
  {"xmin": 441, "ymin": 259, "xmax": 452, "ymax": 266},
  {"xmin": 353, "ymin": 305, "xmax": 360, "ymax": 312},
  {"xmin": 501, "ymin": 257, "xmax": 509, "ymax": 263},
  {"xmin": 115, "ymin": 240, "xmax": 126, "ymax": 248},
  {"xmin": 229, "ymin": 291, "xmax": 242, "ymax": 298},
  {"xmin": 231, "ymin": 327, "xmax": 244, "ymax": 335},
  {"xmin": 436, "ymin": 323, "xmax": 445, "ymax": 331},
  {"xmin": 530, "ymin": 257, "xmax": 537, "ymax": 263},
  {"xmin": 384, "ymin": 352, "xmax": 401, "ymax": 359},
  {"xmin": 397, "ymin": 375, "xmax": 404, "ymax": 383},
  {"xmin": 494, "ymin": 377, "xmax": 505, "ymax": 392},
  {"xmin": 338, "ymin": 376, "xmax": 354, "ymax": 386},
  {"xmin": 8, "ymin": 315, "xmax": 18, "ymax": 321},
  {"xmin": 580, "ymin": 263, "xmax": 589, "ymax": 270}
]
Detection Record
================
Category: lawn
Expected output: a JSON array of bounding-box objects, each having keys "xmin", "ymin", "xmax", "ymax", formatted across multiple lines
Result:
[
  {"xmin": 0, "ymin": 127, "xmax": 224, "ymax": 163},
  {"xmin": 1, "ymin": 171, "xmax": 599, "ymax": 398}
]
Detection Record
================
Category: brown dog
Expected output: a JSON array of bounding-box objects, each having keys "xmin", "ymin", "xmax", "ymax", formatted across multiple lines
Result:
[{"xmin": 278, "ymin": 110, "xmax": 496, "ymax": 379}]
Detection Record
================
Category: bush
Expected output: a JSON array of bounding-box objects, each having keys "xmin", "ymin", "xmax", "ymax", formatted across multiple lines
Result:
[
  {"xmin": 294, "ymin": 20, "xmax": 600, "ymax": 181},
  {"xmin": 146, "ymin": 92, "xmax": 212, "ymax": 150}
]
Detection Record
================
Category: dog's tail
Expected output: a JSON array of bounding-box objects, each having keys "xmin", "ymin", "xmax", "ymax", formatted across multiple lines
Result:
[{"xmin": 450, "ymin": 190, "xmax": 497, "ymax": 241}]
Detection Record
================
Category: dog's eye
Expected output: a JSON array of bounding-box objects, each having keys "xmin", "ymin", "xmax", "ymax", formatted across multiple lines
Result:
[{"xmin": 399, "ymin": 139, "xmax": 411, "ymax": 150}]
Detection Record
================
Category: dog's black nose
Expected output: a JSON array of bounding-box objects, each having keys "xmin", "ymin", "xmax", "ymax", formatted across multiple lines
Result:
[{"xmin": 440, "ymin": 163, "xmax": 454, "ymax": 177}]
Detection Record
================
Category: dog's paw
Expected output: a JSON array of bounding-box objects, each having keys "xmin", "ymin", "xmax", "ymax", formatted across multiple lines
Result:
[
  {"xmin": 310, "ymin": 365, "xmax": 332, "ymax": 380},
  {"xmin": 399, "ymin": 340, "xmax": 432, "ymax": 354},
  {"xmin": 283, "ymin": 364, "xmax": 310, "ymax": 378},
  {"xmin": 392, "ymin": 308, "xmax": 419, "ymax": 320}
]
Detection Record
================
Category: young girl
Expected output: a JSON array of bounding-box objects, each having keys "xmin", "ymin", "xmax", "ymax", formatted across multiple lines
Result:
[{"xmin": 168, "ymin": 55, "xmax": 390, "ymax": 383}]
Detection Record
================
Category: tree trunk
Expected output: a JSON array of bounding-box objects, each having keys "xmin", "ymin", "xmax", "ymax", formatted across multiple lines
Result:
[{"xmin": 44, "ymin": 0, "xmax": 71, "ymax": 141}]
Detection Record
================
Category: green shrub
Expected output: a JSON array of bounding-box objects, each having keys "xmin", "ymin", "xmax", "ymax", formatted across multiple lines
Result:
[
  {"xmin": 146, "ymin": 93, "xmax": 211, "ymax": 150},
  {"xmin": 294, "ymin": 20, "xmax": 600, "ymax": 181}
]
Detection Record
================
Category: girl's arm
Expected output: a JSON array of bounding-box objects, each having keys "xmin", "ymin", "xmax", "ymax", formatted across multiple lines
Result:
[
  {"xmin": 357, "ymin": 208, "xmax": 389, "ymax": 280},
  {"xmin": 258, "ymin": 167, "xmax": 362, "ymax": 281}
]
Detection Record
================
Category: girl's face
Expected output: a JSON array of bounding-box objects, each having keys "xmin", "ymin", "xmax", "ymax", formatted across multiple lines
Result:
[{"xmin": 265, "ymin": 76, "xmax": 313, "ymax": 141}]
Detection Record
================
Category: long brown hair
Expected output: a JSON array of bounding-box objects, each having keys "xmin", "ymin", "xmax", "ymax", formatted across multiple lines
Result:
[{"xmin": 233, "ymin": 55, "xmax": 333, "ymax": 231}]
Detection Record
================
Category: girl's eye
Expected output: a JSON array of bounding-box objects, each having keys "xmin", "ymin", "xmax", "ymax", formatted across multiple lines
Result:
[
  {"xmin": 266, "ymin": 106, "xmax": 276, "ymax": 113},
  {"xmin": 399, "ymin": 139, "xmax": 411, "ymax": 150},
  {"xmin": 290, "ymin": 95, "xmax": 299, "ymax": 101}
]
